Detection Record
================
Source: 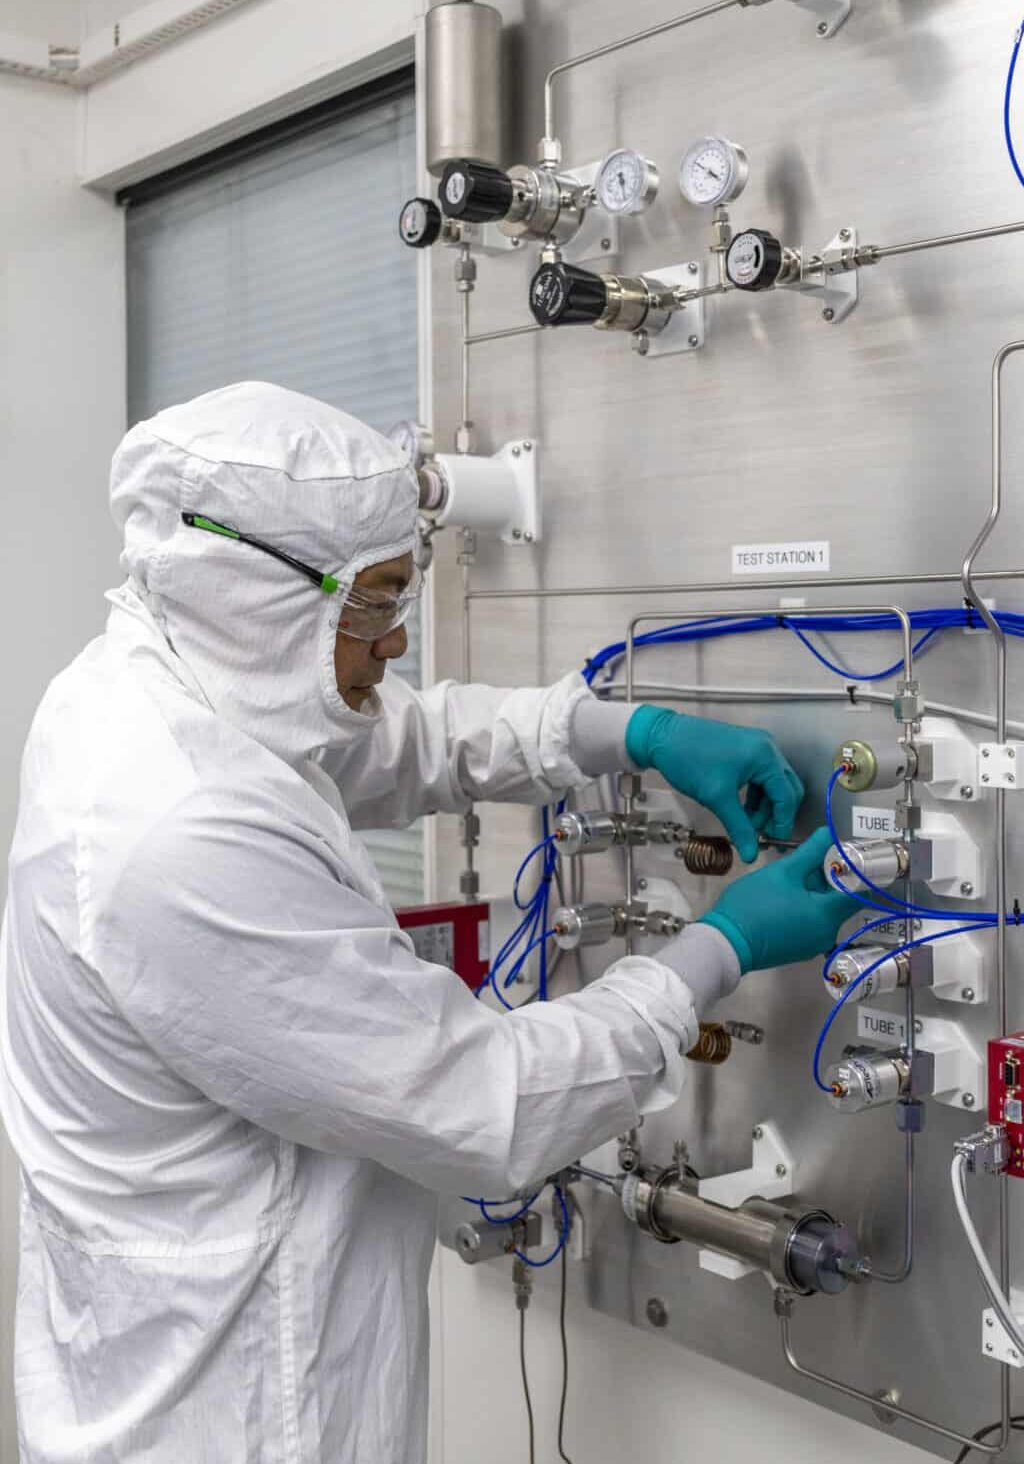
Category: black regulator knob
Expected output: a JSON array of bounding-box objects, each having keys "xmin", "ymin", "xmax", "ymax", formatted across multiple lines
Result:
[
  {"xmin": 398, "ymin": 197, "xmax": 443, "ymax": 249},
  {"xmin": 439, "ymin": 159, "xmax": 514, "ymax": 222},
  {"xmin": 726, "ymin": 229, "xmax": 785, "ymax": 291},
  {"xmin": 529, "ymin": 262, "xmax": 609, "ymax": 326}
]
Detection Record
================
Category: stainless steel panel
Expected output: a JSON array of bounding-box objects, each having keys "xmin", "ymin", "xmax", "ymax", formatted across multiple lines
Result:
[{"xmin": 429, "ymin": 3, "xmax": 1024, "ymax": 1455}]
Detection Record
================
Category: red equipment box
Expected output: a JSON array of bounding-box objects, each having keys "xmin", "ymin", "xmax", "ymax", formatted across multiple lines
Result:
[
  {"xmin": 988, "ymin": 1031, "xmax": 1024, "ymax": 1179},
  {"xmin": 396, "ymin": 901, "xmax": 490, "ymax": 992}
]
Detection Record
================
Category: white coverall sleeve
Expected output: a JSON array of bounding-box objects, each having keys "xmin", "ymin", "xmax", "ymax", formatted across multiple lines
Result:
[
  {"xmin": 323, "ymin": 671, "xmax": 613, "ymax": 830},
  {"xmin": 93, "ymin": 787, "xmax": 716, "ymax": 1198}
]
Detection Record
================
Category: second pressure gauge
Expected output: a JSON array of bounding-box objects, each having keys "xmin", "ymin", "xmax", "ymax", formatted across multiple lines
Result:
[
  {"xmin": 596, "ymin": 149, "xmax": 659, "ymax": 215},
  {"xmin": 678, "ymin": 136, "xmax": 749, "ymax": 208}
]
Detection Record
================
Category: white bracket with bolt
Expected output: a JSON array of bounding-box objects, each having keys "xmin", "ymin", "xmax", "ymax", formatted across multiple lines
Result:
[
  {"xmin": 632, "ymin": 876, "xmax": 694, "ymax": 927},
  {"xmin": 635, "ymin": 260, "xmax": 706, "ymax": 360},
  {"xmin": 915, "ymin": 1015, "xmax": 985, "ymax": 1111},
  {"xmin": 978, "ymin": 743, "xmax": 1024, "ymax": 790},
  {"xmin": 697, "ymin": 1122, "xmax": 795, "ymax": 1281},
  {"xmin": 916, "ymin": 809, "xmax": 983, "ymax": 901},
  {"xmin": 433, "ymin": 441, "xmax": 540, "ymax": 546},
  {"xmin": 793, "ymin": 228, "xmax": 859, "ymax": 324},
  {"xmin": 983, "ymin": 1292, "xmax": 1024, "ymax": 1366},
  {"xmin": 918, "ymin": 716, "xmax": 983, "ymax": 803},
  {"xmin": 788, "ymin": 0, "xmax": 852, "ymax": 38}
]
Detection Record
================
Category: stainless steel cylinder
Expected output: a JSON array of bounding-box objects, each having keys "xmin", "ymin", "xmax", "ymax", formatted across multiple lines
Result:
[
  {"xmin": 825, "ymin": 1049, "xmax": 911, "ymax": 1112},
  {"xmin": 826, "ymin": 945, "xmax": 910, "ymax": 1003},
  {"xmin": 824, "ymin": 837, "xmax": 909, "ymax": 891},
  {"xmin": 552, "ymin": 810, "xmax": 620, "ymax": 856},
  {"xmin": 620, "ymin": 1171, "xmax": 857, "ymax": 1295},
  {"xmin": 498, "ymin": 166, "xmax": 585, "ymax": 244},
  {"xmin": 552, "ymin": 902, "xmax": 621, "ymax": 950},
  {"xmin": 425, "ymin": 1, "xmax": 502, "ymax": 176},
  {"xmin": 598, "ymin": 275, "xmax": 671, "ymax": 335},
  {"xmin": 835, "ymin": 738, "xmax": 912, "ymax": 792}
]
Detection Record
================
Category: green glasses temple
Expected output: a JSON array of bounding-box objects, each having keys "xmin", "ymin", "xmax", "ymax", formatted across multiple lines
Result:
[{"xmin": 181, "ymin": 513, "xmax": 339, "ymax": 595}]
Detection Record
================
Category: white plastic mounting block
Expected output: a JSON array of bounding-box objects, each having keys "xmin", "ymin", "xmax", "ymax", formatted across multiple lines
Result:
[{"xmin": 978, "ymin": 743, "xmax": 1024, "ymax": 791}]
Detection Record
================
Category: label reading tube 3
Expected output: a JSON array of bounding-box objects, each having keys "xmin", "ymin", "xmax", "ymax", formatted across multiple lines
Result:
[{"xmin": 731, "ymin": 541, "xmax": 830, "ymax": 575}]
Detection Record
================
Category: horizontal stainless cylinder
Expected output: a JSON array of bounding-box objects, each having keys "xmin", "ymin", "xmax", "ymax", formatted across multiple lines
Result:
[
  {"xmin": 598, "ymin": 274, "xmax": 671, "ymax": 334},
  {"xmin": 553, "ymin": 810, "xmax": 620, "ymax": 855},
  {"xmin": 827, "ymin": 945, "xmax": 910, "ymax": 1003},
  {"xmin": 835, "ymin": 738, "xmax": 912, "ymax": 793},
  {"xmin": 552, "ymin": 902, "xmax": 621, "ymax": 950},
  {"xmin": 824, "ymin": 837, "xmax": 909, "ymax": 892},
  {"xmin": 621, "ymin": 1171, "xmax": 856, "ymax": 1295},
  {"xmin": 425, "ymin": 1, "xmax": 502, "ymax": 176},
  {"xmin": 825, "ymin": 1049, "xmax": 911, "ymax": 1112},
  {"xmin": 500, "ymin": 165, "xmax": 585, "ymax": 244}
]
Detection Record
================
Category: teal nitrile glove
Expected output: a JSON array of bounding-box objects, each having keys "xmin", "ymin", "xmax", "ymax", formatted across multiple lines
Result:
[
  {"xmin": 698, "ymin": 827, "xmax": 861, "ymax": 975},
  {"xmin": 625, "ymin": 705, "xmax": 804, "ymax": 864}
]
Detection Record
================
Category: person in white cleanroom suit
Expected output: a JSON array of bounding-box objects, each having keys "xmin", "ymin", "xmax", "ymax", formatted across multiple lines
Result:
[{"xmin": 1, "ymin": 382, "xmax": 858, "ymax": 1464}]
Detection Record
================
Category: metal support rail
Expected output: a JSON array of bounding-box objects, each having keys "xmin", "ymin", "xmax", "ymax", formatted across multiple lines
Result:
[
  {"xmin": 541, "ymin": 0, "xmax": 741, "ymax": 154},
  {"xmin": 777, "ymin": 1292, "xmax": 1006, "ymax": 1455}
]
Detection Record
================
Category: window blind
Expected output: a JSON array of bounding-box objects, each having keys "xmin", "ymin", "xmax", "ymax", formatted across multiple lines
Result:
[{"xmin": 125, "ymin": 78, "xmax": 424, "ymax": 905}]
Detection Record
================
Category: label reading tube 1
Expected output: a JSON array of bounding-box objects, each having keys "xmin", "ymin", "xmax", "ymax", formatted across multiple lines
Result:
[
  {"xmin": 731, "ymin": 541, "xmax": 831, "ymax": 575},
  {"xmin": 857, "ymin": 1006, "xmax": 908, "ymax": 1044}
]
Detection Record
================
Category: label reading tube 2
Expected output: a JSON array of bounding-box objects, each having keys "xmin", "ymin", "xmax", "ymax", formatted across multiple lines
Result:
[{"xmin": 731, "ymin": 541, "xmax": 830, "ymax": 575}]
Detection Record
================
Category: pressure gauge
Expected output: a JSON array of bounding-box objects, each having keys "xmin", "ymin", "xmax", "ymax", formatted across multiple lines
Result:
[
  {"xmin": 596, "ymin": 148, "xmax": 660, "ymax": 215},
  {"xmin": 678, "ymin": 136, "xmax": 749, "ymax": 208},
  {"xmin": 398, "ymin": 197, "xmax": 443, "ymax": 249}
]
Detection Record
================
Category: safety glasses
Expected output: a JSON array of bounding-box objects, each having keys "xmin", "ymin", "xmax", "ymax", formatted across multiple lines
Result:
[{"xmin": 182, "ymin": 512, "xmax": 421, "ymax": 642}]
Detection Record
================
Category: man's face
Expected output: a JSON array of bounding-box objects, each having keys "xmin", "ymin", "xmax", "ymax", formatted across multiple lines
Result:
[{"xmin": 334, "ymin": 552, "xmax": 415, "ymax": 712}]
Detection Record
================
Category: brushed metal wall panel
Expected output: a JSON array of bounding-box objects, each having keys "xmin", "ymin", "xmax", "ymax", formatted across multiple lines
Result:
[{"xmin": 429, "ymin": 4, "xmax": 1024, "ymax": 1454}]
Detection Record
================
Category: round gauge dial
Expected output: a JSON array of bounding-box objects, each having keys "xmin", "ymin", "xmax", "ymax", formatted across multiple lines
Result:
[
  {"xmin": 398, "ymin": 197, "xmax": 442, "ymax": 249},
  {"xmin": 678, "ymin": 136, "xmax": 749, "ymax": 208},
  {"xmin": 596, "ymin": 148, "xmax": 660, "ymax": 215}
]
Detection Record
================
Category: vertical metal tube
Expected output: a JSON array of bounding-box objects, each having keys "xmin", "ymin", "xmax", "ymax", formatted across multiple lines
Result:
[
  {"xmin": 957, "ymin": 339, "xmax": 1023, "ymax": 1458},
  {"xmin": 460, "ymin": 287, "xmax": 471, "ymax": 447}
]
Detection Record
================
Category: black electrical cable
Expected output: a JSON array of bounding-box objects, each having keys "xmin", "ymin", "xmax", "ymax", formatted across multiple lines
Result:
[
  {"xmin": 557, "ymin": 1238, "xmax": 575, "ymax": 1464},
  {"xmin": 953, "ymin": 1414, "xmax": 1024, "ymax": 1463},
  {"xmin": 519, "ymin": 1307, "xmax": 536, "ymax": 1464}
]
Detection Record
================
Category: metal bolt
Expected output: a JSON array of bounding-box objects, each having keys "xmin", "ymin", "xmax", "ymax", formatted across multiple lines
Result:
[
  {"xmin": 962, "ymin": 988, "xmax": 976, "ymax": 1003},
  {"xmin": 775, "ymin": 1163, "xmax": 787, "ymax": 1178},
  {"xmin": 752, "ymin": 1126, "xmax": 764, "ymax": 1140},
  {"xmin": 982, "ymin": 774, "xmax": 991, "ymax": 783},
  {"xmin": 914, "ymin": 1018, "xmax": 924, "ymax": 1035},
  {"xmin": 688, "ymin": 261, "xmax": 699, "ymax": 274},
  {"xmin": 822, "ymin": 307, "xmax": 835, "ymax": 322},
  {"xmin": 817, "ymin": 19, "xmax": 829, "ymax": 33},
  {"xmin": 636, "ymin": 878, "xmax": 648, "ymax": 892},
  {"xmin": 960, "ymin": 786, "xmax": 974, "ymax": 800},
  {"xmin": 986, "ymin": 1342, "xmax": 994, "ymax": 1354},
  {"xmin": 646, "ymin": 1297, "xmax": 669, "ymax": 1328},
  {"xmin": 1010, "ymin": 774, "xmax": 1017, "ymax": 784},
  {"xmin": 963, "ymin": 1093, "xmax": 976, "ymax": 1109},
  {"xmin": 688, "ymin": 334, "xmax": 700, "ymax": 347},
  {"xmin": 523, "ymin": 531, "xmax": 534, "ymax": 543},
  {"xmin": 601, "ymin": 238, "xmax": 612, "ymax": 250},
  {"xmin": 983, "ymin": 748, "xmax": 991, "ymax": 758},
  {"xmin": 839, "ymin": 228, "xmax": 852, "ymax": 242},
  {"xmin": 511, "ymin": 445, "xmax": 521, "ymax": 457},
  {"xmin": 961, "ymin": 882, "xmax": 975, "ymax": 897},
  {"xmin": 632, "ymin": 330, "xmax": 650, "ymax": 356},
  {"xmin": 987, "ymin": 1316, "xmax": 995, "ymax": 1328},
  {"xmin": 635, "ymin": 791, "xmax": 648, "ymax": 804},
  {"xmin": 510, "ymin": 237, "xmax": 522, "ymax": 247},
  {"xmin": 512, "ymin": 528, "xmax": 522, "ymax": 540},
  {"xmin": 523, "ymin": 441, "xmax": 533, "ymax": 452},
  {"xmin": 1010, "ymin": 749, "xmax": 1016, "ymax": 759}
]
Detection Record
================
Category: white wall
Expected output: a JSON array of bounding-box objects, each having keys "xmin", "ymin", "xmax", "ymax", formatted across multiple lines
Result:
[
  {"xmin": 0, "ymin": 61, "xmax": 125, "ymax": 1463},
  {"xmin": 0, "ymin": 1, "xmax": 80, "ymax": 42}
]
